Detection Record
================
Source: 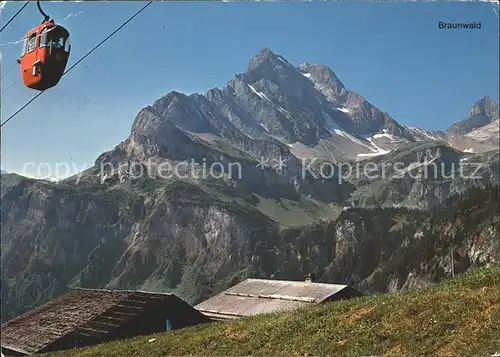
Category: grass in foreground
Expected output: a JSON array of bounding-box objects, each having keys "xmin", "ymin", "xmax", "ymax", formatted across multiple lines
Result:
[{"xmin": 46, "ymin": 265, "xmax": 500, "ymax": 357}]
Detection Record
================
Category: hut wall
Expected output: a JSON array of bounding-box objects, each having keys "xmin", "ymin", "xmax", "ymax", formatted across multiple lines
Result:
[
  {"xmin": 37, "ymin": 297, "xmax": 210, "ymax": 354},
  {"xmin": 322, "ymin": 286, "xmax": 363, "ymax": 303}
]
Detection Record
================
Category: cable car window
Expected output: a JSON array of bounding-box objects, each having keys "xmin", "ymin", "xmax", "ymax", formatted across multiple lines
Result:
[
  {"xmin": 39, "ymin": 28, "xmax": 48, "ymax": 47},
  {"xmin": 50, "ymin": 37, "xmax": 65, "ymax": 49},
  {"xmin": 21, "ymin": 37, "xmax": 28, "ymax": 57},
  {"xmin": 27, "ymin": 33, "xmax": 37, "ymax": 53},
  {"xmin": 64, "ymin": 37, "xmax": 70, "ymax": 52}
]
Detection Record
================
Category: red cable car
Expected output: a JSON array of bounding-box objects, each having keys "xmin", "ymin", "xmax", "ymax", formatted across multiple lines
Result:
[{"xmin": 17, "ymin": 1, "xmax": 70, "ymax": 91}]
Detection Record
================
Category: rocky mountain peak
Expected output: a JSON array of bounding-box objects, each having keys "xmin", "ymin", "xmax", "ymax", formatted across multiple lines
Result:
[
  {"xmin": 477, "ymin": 95, "xmax": 493, "ymax": 105},
  {"xmin": 206, "ymin": 88, "xmax": 224, "ymax": 102},
  {"xmin": 448, "ymin": 96, "xmax": 499, "ymax": 135},
  {"xmin": 298, "ymin": 63, "xmax": 347, "ymax": 105},
  {"xmin": 128, "ymin": 95, "xmax": 210, "ymax": 148},
  {"xmin": 152, "ymin": 91, "xmax": 188, "ymax": 111},
  {"xmin": 471, "ymin": 95, "xmax": 498, "ymax": 117},
  {"xmin": 130, "ymin": 106, "xmax": 165, "ymax": 138},
  {"xmin": 299, "ymin": 63, "xmax": 345, "ymax": 90},
  {"xmin": 247, "ymin": 47, "xmax": 294, "ymax": 73}
]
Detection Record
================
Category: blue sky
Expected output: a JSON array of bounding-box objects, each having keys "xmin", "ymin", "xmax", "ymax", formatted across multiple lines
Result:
[{"xmin": 1, "ymin": 1, "xmax": 498, "ymax": 178}]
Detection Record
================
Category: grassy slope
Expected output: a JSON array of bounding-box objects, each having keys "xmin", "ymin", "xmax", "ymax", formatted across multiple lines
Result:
[
  {"xmin": 46, "ymin": 265, "xmax": 500, "ymax": 357},
  {"xmin": 254, "ymin": 194, "xmax": 341, "ymax": 227}
]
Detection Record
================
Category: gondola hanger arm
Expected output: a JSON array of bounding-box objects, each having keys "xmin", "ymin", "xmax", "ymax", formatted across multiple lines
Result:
[{"xmin": 37, "ymin": 0, "xmax": 50, "ymax": 23}]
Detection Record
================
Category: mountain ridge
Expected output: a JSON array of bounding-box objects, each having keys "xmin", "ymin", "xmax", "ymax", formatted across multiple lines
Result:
[{"xmin": 111, "ymin": 48, "xmax": 498, "ymax": 168}]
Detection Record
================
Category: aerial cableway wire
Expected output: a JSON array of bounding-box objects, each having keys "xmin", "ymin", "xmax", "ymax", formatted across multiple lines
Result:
[
  {"xmin": 1, "ymin": 62, "xmax": 17, "ymax": 79},
  {"xmin": 0, "ymin": 1, "xmax": 30, "ymax": 34},
  {"xmin": 0, "ymin": 1, "xmax": 153, "ymax": 128}
]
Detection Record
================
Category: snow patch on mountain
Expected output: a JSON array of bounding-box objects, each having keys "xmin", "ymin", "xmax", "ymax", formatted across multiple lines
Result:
[
  {"xmin": 356, "ymin": 151, "xmax": 388, "ymax": 158},
  {"xmin": 328, "ymin": 127, "xmax": 394, "ymax": 158},
  {"xmin": 406, "ymin": 126, "xmax": 442, "ymax": 141},
  {"xmin": 364, "ymin": 137, "xmax": 390, "ymax": 156},
  {"xmin": 334, "ymin": 129, "xmax": 370, "ymax": 148},
  {"xmin": 247, "ymin": 83, "xmax": 291, "ymax": 117},
  {"xmin": 248, "ymin": 84, "xmax": 271, "ymax": 101},
  {"xmin": 277, "ymin": 56, "xmax": 293, "ymax": 67},
  {"xmin": 372, "ymin": 129, "xmax": 399, "ymax": 141}
]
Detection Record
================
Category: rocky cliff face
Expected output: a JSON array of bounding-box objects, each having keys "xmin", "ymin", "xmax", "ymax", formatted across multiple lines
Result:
[
  {"xmin": 1, "ymin": 169, "xmax": 498, "ymax": 322},
  {"xmin": 0, "ymin": 175, "xmax": 279, "ymax": 321},
  {"xmin": 324, "ymin": 184, "xmax": 500, "ymax": 294},
  {"xmin": 247, "ymin": 185, "xmax": 500, "ymax": 295}
]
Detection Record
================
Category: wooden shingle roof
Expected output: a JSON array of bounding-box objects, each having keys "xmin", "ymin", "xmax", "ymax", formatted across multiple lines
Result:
[
  {"xmin": 1, "ymin": 288, "xmax": 179, "ymax": 355},
  {"xmin": 195, "ymin": 278, "xmax": 359, "ymax": 319}
]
